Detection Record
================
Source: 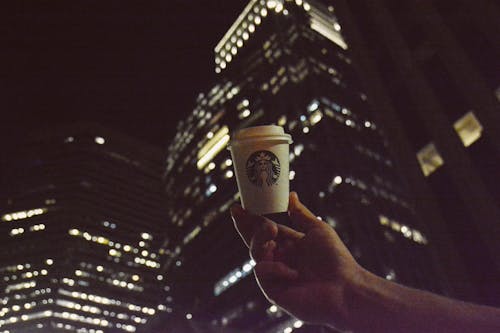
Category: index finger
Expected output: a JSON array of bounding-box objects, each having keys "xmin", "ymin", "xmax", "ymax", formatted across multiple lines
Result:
[
  {"xmin": 231, "ymin": 205, "xmax": 304, "ymax": 248},
  {"xmin": 230, "ymin": 204, "xmax": 267, "ymax": 248}
]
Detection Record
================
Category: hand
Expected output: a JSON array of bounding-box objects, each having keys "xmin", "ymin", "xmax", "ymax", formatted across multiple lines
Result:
[{"xmin": 230, "ymin": 192, "xmax": 366, "ymax": 330}]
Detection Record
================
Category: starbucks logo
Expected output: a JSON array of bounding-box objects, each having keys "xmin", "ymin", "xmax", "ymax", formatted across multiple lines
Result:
[{"xmin": 246, "ymin": 150, "xmax": 281, "ymax": 187}]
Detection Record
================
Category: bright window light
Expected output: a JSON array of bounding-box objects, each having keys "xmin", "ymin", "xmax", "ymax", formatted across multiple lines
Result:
[
  {"xmin": 453, "ymin": 111, "xmax": 482, "ymax": 147},
  {"xmin": 417, "ymin": 143, "xmax": 444, "ymax": 177},
  {"xmin": 2, "ymin": 208, "xmax": 47, "ymax": 222},
  {"xmin": 141, "ymin": 232, "xmax": 152, "ymax": 240},
  {"xmin": 94, "ymin": 137, "xmax": 105, "ymax": 145},
  {"xmin": 197, "ymin": 126, "xmax": 230, "ymax": 170}
]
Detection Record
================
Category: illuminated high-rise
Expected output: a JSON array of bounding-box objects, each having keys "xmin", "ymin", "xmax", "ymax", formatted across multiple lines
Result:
[
  {"xmin": 331, "ymin": 0, "xmax": 500, "ymax": 305},
  {"xmin": 156, "ymin": 1, "xmax": 446, "ymax": 332},
  {"xmin": 0, "ymin": 124, "xmax": 172, "ymax": 333}
]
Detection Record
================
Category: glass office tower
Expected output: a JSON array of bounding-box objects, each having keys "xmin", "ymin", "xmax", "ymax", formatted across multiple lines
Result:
[
  {"xmin": 0, "ymin": 124, "xmax": 172, "ymax": 333},
  {"xmin": 331, "ymin": 0, "xmax": 500, "ymax": 306},
  {"xmin": 160, "ymin": 1, "xmax": 444, "ymax": 332}
]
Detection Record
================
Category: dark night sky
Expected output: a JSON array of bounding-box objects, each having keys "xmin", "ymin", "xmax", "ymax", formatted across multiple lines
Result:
[{"xmin": 2, "ymin": 1, "xmax": 248, "ymax": 149}]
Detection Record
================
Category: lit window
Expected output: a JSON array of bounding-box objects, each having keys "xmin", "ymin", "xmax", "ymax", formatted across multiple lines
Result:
[
  {"xmin": 417, "ymin": 143, "xmax": 444, "ymax": 177},
  {"xmin": 239, "ymin": 109, "xmax": 251, "ymax": 119},
  {"xmin": 214, "ymin": 259, "xmax": 256, "ymax": 296},
  {"xmin": 94, "ymin": 137, "xmax": 105, "ymax": 145},
  {"xmin": 294, "ymin": 144, "xmax": 304, "ymax": 156},
  {"xmin": 307, "ymin": 100, "xmax": 319, "ymax": 112},
  {"xmin": 310, "ymin": 110, "xmax": 323, "ymax": 125},
  {"xmin": 278, "ymin": 115, "xmax": 287, "ymax": 126},
  {"xmin": 2, "ymin": 208, "xmax": 47, "ymax": 222},
  {"xmin": 390, "ymin": 221, "xmax": 401, "ymax": 232},
  {"xmin": 401, "ymin": 225, "xmax": 412, "ymax": 238},
  {"xmin": 207, "ymin": 184, "xmax": 217, "ymax": 195},
  {"xmin": 197, "ymin": 126, "xmax": 230, "ymax": 170},
  {"xmin": 385, "ymin": 270, "xmax": 396, "ymax": 281},
  {"xmin": 10, "ymin": 227, "xmax": 24, "ymax": 236},
  {"xmin": 267, "ymin": 0, "xmax": 277, "ymax": 9},
  {"xmin": 453, "ymin": 111, "xmax": 483, "ymax": 147},
  {"xmin": 30, "ymin": 224, "xmax": 45, "ymax": 232},
  {"xmin": 379, "ymin": 215, "xmax": 389, "ymax": 226},
  {"xmin": 141, "ymin": 232, "xmax": 152, "ymax": 240}
]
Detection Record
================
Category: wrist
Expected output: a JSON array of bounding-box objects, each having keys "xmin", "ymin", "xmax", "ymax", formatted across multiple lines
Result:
[
  {"xmin": 322, "ymin": 265, "xmax": 378, "ymax": 330},
  {"xmin": 332, "ymin": 267, "xmax": 382, "ymax": 331}
]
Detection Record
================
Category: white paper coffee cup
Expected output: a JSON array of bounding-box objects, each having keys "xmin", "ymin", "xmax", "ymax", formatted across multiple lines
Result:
[{"xmin": 229, "ymin": 125, "xmax": 293, "ymax": 215}]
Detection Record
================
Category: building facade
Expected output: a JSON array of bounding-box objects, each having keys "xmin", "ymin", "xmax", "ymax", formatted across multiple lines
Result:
[
  {"xmin": 330, "ymin": 0, "xmax": 500, "ymax": 306},
  {"xmin": 0, "ymin": 124, "xmax": 172, "ymax": 333},
  {"xmin": 158, "ymin": 1, "xmax": 446, "ymax": 332}
]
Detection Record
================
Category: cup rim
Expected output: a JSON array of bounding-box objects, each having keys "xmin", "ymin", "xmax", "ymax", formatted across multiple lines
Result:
[{"xmin": 228, "ymin": 135, "xmax": 292, "ymax": 148}]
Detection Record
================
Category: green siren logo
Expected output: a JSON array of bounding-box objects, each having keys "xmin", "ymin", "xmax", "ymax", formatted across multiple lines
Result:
[{"xmin": 246, "ymin": 150, "xmax": 281, "ymax": 187}]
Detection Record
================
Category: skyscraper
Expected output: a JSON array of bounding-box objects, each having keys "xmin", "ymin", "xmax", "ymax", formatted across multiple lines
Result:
[
  {"xmin": 0, "ymin": 124, "xmax": 172, "ymax": 333},
  {"xmin": 158, "ymin": 1, "xmax": 446, "ymax": 332},
  {"xmin": 330, "ymin": 0, "xmax": 500, "ymax": 306}
]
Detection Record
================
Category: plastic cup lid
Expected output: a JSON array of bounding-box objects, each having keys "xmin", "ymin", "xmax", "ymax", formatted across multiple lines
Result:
[{"xmin": 231, "ymin": 125, "xmax": 292, "ymax": 144}]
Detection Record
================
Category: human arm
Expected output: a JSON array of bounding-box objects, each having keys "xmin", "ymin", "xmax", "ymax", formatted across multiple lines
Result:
[{"xmin": 230, "ymin": 192, "xmax": 500, "ymax": 332}]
